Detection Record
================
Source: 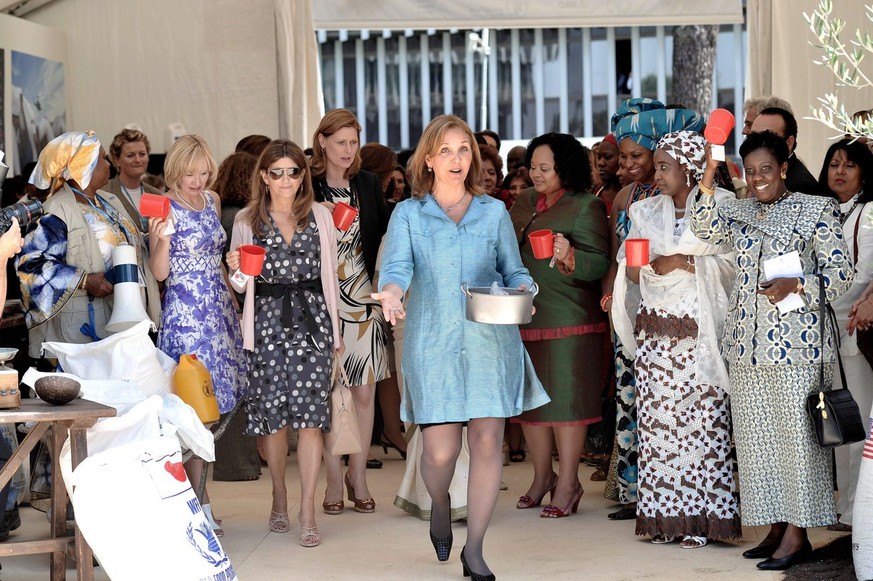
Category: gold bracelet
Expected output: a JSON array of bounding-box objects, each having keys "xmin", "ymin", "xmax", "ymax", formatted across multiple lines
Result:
[
  {"xmin": 698, "ymin": 182, "xmax": 715, "ymax": 196},
  {"xmin": 796, "ymin": 278, "xmax": 804, "ymax": 294},
  {"xmin": 80, "ymin": 273, "xmax": 88, "ymax": 291}
]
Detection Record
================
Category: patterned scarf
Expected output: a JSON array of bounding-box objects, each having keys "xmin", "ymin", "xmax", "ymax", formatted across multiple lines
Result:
[
  {"xmin": 29, "ymin": 130, "xmax": 101, "ymax": 191},
  {"xmin": 657, "ymin": 130, "xmax": 707, "ymax": 184}
]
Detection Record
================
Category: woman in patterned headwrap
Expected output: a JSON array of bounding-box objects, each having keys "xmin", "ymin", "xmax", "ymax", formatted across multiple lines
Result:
[
  {"xmin": 18, "ymin": 131, "xmax": 161, "ymax": 355},
  {"xmin": 612, "ymin": 130, "xmax": 740, "ymax": 548},
  {"xmin": 600, "ymin": 99, "xmax": 705, "ymax": 519}
]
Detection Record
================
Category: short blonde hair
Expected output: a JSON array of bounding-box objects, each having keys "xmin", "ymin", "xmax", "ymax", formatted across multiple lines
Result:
[
  {"xmin": 109, "ymin": 128, "xmax": 151, "ymax": 166},
  {"xmin": 409, "ymin": 115, "xmax": 483, "ymax": 198},
  {"xmin": 163, "ymin": 135, "xmax": 217, "ymax": 192}
]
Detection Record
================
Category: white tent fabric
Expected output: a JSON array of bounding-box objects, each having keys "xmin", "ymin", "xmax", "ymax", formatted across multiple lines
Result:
[
  {"xmin": 26, "ymin": 0, "xmax": 282, "ymax": 158},
  {"xmin": 275, "ymin": 0, "xmax": 324, "ymax": 148},
  {"xmin": 746, "ymin": 0, "xmax": 772, "ymax": 97},
  {"xmin": 749, "ymin": 0, "xmax": 872, "ymax": 173},
  {"xmin": 312, "ymin": 0, "xmax": 743, "ymax": 29}
]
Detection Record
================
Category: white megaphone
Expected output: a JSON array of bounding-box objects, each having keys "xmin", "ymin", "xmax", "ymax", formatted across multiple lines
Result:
[{"xmin": 105, "ymin": 245, "xmax": 153, "ymax": 333}]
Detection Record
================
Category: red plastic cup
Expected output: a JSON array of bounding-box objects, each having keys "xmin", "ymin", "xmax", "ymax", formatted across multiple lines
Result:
[
  {"xmin": 238, "ymin": 245, "xmax": 266, "ymax": 276},
  {"xmin": 139, "ymin": 193, "xmax": 170, "ymax": 219},
  {"xmin": 625, "ymin": 239, "xmax": 650, "ymax": 267},
  {"xmin": 333, "ymin": 202, "xmax": 358, "ymax": 231},
  {"xmin": 528, "ymin": 229, "xmax": 555, "ymax": 259},
  {"xmin": 704, "ymin": 109, "xmax": 736, "ymax": 145}
]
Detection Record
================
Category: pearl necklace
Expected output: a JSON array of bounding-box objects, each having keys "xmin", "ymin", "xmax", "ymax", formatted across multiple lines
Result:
[
  {"xmin": 176, "ymin": 190, "xmax": 206, "ymax": 212},
  {"xmin": 434, "ymin": 192, "xmax": 468, "ymax": 214}
]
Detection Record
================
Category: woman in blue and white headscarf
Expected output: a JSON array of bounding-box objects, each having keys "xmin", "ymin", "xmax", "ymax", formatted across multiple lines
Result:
[{"xmin": 17, "ymin": 131, "xmax": 160, "ymax": 355}]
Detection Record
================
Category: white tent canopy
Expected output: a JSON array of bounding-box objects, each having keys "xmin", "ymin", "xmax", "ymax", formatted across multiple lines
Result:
[{"xmin": 312, "ymin": 0, "xmax": 744, "ymax": 29}]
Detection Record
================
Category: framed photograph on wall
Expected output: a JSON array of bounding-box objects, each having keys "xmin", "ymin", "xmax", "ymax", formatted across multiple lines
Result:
[{"xmin": 11, "ymin": 51, "xmax": 65, "ymax": 176}]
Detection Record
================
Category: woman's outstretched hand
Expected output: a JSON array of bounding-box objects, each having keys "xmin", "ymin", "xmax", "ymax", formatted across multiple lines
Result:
[{"xmin": 372, "ymin": 284, "xmax": 405, "ymax": 325}]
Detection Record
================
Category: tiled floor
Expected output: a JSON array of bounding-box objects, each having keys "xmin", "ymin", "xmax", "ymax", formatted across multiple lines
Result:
[{"xmin": 1, "ymin": 446, "xmax": 848, "ymax": 580}]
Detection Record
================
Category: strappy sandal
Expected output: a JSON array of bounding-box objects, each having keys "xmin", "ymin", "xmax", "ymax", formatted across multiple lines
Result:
[
  {"xmin": 269, "ymin": 511, "xmax": 290, "ymax": 533},
  {"xmin": 650, "ymin": 534, "xmax": 677, "ymax": 544},
  {"xmin": 680, "ymin": 535, "xmax": 708, "ymax": 549},
  {"xmin": 299, "ymin": 526, "xmax": 320, "ymax": 547},
  {"xmin": 322, "ymin": 498, "xmax": 344, "ymax": 515},
  {"xmin": 203, "ymin": 503, "xmax": 224, "ymax": 537}
]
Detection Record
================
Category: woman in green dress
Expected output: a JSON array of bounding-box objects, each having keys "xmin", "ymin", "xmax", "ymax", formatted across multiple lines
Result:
[{"xmin": 509, "ymin": 132, "xmax": 611, "ymax": 518}]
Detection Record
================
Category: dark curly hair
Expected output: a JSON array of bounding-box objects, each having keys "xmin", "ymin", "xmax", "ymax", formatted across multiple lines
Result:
[
  {"xmin": 523, "ymin": 132, "xmax": 592, "ymax": 193},
  {"xmin": 214, "ymin": 152, "xmax": 257, "ymax": 207},
  {"xmin": 817, "ymin": 138, "xmax": 873, "ymax": 204},
  {"xmin": 739, "ymin": 130, "xmax": 789, "ymax": 165}
]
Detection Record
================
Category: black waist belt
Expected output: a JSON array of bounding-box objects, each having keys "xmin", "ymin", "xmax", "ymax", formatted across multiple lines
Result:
[{"xmin": 255, "ymin": 279, "xmax": 324, "ymax": 332}]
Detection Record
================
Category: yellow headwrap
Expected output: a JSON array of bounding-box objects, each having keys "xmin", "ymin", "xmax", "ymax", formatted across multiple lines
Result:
[{"xmin": 28, "ymin": 130, "xmax": 101, "ymax": 192}]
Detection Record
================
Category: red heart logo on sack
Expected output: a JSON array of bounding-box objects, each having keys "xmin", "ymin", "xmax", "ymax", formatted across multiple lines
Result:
[{"xmin": 164, "ymin": 461, "xmax": 186, "ymax": 482}]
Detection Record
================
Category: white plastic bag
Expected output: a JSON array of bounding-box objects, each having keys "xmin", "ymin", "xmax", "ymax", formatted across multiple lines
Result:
[
  {"xmin": 160, "ymin": 394, "xmax": 215, "ymax": 462},
  {"xmin": 58, "ymin": 396, "xmax": 165, "ymax": 495},
  {"xmin": 42, "ymin": 319, "xmax": 174, "ymax": 398},
  {"xmin": 853, "ymin": 403, "xmax": 873, "ymax": 580},
  {"xmin": 68, "ymin": 436, "xmax": 236, "ymax": 581}
]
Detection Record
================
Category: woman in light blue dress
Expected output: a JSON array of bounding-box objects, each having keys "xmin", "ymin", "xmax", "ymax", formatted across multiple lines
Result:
[{"xmin": 374, "ymin": 115, "xmax": 549, "ymax": 581}]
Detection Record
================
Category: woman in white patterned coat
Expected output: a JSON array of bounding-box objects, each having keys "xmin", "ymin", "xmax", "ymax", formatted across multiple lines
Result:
[{"xmin": 690, "ymin": 131, "xmax": 853, "ymax": 571}]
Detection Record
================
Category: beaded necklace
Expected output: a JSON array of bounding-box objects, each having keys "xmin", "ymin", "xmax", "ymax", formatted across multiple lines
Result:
[{"xmin": 71, "ymin": 188, "xmax": 135, "ymax": 245}]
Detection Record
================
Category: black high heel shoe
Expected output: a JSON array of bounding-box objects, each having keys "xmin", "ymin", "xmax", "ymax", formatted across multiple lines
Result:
[
  {"xmin": 460, "ymin": 546, "xmax": 495, "ymax": 581},
  {"xmin": 380, "ymin": 433, "xmax": 407, "ymax": 460},
  {"xmin": 742, "ymin": 542, "xmax": 778, "ymax": 559},
  {"xmin": 756, "ymin": 540, "xmax": 812, "ymax": 571},
  {"xmin": 429, "ymin": 494, "xmax": 452, "ymax": 562}
]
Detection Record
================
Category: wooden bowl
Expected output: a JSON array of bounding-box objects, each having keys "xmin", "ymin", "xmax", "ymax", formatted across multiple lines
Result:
[{"xmin": 34, "ymin": 376, "xmax": 81, "ymax": 405}]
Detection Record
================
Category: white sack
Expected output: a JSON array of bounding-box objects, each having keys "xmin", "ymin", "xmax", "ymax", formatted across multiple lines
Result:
[
  {"xmin": 41, "ymin": 320, "xmax": 174, "ymax": 398},
  {"xmin": 68, "ymin": 436, "xmax": 237, "ymax": 581}
]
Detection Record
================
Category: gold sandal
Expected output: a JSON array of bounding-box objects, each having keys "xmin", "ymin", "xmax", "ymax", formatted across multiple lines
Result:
[{"xmin": 269, "ymin": 511, "xmax": 290, "ymax": 533}]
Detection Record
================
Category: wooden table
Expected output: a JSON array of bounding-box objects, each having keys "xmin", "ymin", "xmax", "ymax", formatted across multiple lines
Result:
[{"xmin": 0, "ymin": 398, "xmax": 115, "ymax": 581}]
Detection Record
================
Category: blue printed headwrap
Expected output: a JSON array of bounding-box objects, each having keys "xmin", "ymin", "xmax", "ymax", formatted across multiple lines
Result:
[{"xmin": 611, "ymin": 98, "xmax": 705, "ymax": 151}]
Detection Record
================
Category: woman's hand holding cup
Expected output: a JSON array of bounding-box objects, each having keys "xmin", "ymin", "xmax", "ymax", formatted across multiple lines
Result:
[
  {"xmin": 226, "ymin": 250, "xmax": 241, "ymax": 272},
  {"xmin": 148, "ymin": 216, "xmax": 172, "ymax": 242}
]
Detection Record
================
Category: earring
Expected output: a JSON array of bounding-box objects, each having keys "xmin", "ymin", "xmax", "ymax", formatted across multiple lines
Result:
[
  {"xmin": 781, "ymin": 171, "xmax": 787, "ymax": 179},
  {"xmin": 686, "ymin": 173, "xmax": 691, "ymax": 187},
  {"xmin": 427, "ymin": 166, "xmax": 432, "ymax": 172}
]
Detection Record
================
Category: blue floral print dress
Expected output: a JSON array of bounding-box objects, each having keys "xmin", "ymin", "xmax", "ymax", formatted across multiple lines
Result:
[{"xmin": 158, "ymin": 194, "xmax": 246, "ymax": 413}]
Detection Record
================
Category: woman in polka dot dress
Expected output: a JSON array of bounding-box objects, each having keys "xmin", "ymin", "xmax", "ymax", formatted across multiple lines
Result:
[{"xmin": 228, "ymin": 140, "xmax": 342, "ymax": 547}]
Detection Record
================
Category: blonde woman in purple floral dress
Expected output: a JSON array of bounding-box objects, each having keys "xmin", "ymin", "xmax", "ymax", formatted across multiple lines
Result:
[{"xmin": 148, "ymin": 135, "xmax": 246, "ymax": 537}]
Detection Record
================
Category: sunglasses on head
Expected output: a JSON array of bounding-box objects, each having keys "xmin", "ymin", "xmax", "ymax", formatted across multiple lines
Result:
[{"xmin": 267, "ymin": 167, "xmax": 303, "ymax": 180}]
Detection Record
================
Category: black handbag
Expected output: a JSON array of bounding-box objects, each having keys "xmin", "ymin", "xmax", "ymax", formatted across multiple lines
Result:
[{"xmin": 805, "ymin": 277, "xmax": 867, "ymax": 447}]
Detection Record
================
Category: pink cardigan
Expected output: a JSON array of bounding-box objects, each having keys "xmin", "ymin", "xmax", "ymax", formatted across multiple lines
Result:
[{"xmin": 229, "ymin": 204, "xmax": 342, "ymax": 352}]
